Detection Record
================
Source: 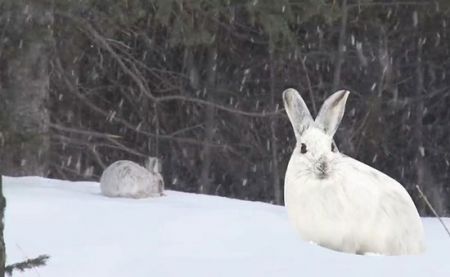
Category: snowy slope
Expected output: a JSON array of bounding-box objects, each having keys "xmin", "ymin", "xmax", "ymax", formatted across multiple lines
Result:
[{"xmin": 4, "ymin": 176, "xmax": 450, "ymax": 277}]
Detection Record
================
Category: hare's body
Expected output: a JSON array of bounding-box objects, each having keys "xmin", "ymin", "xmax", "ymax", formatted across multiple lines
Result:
[
  {"xmin": 283, "ymin": 89, "xmax": 425, "ymax": 255},
  {"xmin": 100, "ymin": 159, "xmax": 164, "ymax": 198},
  {"xmin": 285, "ymin": 139, "xmax": 424, "ymax": 255}
]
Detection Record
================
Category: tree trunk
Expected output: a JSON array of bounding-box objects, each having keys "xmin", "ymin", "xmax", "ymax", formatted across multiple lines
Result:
[
  {"xmin": 413, "ymin": 37, "xmax": 444, "ymax": 215},
  {"xmin": 414, "ymin": 37, "xmax": 425, "ymax": 209},
  {"xmin": 269, "ymin": 54, "xmax": 282, "ymax": 204},
  {"xmin": 332, "ymin": 0, "xmax": 348, "ymax": 92},
  {"xmin": 0, "ymin": 176, "xmax": 5, "ymax": 276},
  {"xmin": 199, "ymin": 46, "xmax": 217, "ymax": 194},
  {"xmin": 0, "ymin": 1, "xmax": 52, "ymax": 176}
]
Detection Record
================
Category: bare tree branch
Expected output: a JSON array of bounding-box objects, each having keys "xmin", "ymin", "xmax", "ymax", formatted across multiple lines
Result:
[{"xmin": 56, "ymin": 11, "xmax": 283, "ymax": 118}]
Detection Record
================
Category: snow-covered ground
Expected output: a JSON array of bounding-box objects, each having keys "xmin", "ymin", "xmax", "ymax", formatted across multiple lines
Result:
[{"xmin": 4, "ymin": 176, "xmax": 450, "ymax": 277}]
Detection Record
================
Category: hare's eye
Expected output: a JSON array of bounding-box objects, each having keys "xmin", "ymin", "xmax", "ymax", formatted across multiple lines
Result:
[
  {"xmin": 300, "ymin": 143, "xmax": 307, "ymax": 154},
  {"xmin": 331, "ymin": 143, "xmax": 336, "ymax": 152}
]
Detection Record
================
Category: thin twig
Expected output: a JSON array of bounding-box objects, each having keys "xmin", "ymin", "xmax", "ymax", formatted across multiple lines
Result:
[
  {"xmin": 51, "ymin": 134, "xmax": 146, "ymax": 158},
  {"xmin": 347, "ymin": 1, "xmax": 431, "ymax": 9},
  {"xmin": 103, "ymin": 136, "xmax": 147, "ymax": 158},
  {"xmin": 50, "ymin": 124, "xmax": 122, "ymax": 139},
  {"xmin": 154, "ymin": 94, "xmax": 283, "ymax": 117},
  {"xmin": 416, "ymin": 185, "xmax": 450, "ymax": 238}
]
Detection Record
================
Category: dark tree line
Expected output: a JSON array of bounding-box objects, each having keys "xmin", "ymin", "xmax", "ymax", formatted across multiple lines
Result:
[{"xmin": 1, "ymin": 0, "xmax": 450, "ymax": 219}]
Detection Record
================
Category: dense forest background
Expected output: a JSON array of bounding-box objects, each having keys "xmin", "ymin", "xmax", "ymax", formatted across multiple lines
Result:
[{"xmin": 1, "ymin": 0, "xmax": 450, "ymax": 216}]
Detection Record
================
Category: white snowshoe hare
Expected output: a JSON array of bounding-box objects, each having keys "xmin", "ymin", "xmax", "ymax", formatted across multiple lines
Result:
[
  {"xmin": 283, "ymin": 88, "xmax": 425, "ymax": 255},
  {"xmin": 100, "ymin": 157, "xmax": 164, "ymax": 198}
]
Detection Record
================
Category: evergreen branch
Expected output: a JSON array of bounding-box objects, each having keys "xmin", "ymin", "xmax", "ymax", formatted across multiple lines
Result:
[{"xmin": 5, "ymin": 254, "xmax": 50, "ymax": 276}]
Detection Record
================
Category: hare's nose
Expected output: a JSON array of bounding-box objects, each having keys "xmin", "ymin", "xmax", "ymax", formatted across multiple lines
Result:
[
  {"xmin": 318, "ymin": 161, "xmax": 328, "ymax": 172},
  {"xmin": 315, "ymin": 157, "xmax": 329, "ymax": 174}
]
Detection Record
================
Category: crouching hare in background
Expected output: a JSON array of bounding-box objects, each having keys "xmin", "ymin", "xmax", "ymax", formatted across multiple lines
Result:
[
  {"xmin": 283, "ymin": 88, "xmax": 425, "ymax": 255},
  {"xmin": 100, "ymin": 157, "xmax": 164, "ymax": 198}
]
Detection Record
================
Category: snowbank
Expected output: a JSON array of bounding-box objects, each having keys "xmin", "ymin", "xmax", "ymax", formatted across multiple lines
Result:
[{"xmin": 4, "ymin": 176, "xmax": 450, "ymax": 276}]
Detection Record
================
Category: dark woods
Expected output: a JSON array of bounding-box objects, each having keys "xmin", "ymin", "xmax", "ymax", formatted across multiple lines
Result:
[{"xmin": 1, "ymin": 0, "xmax": 450, "ymax": 215}]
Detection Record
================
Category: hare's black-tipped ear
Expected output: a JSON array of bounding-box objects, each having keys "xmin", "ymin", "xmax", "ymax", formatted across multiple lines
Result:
[
  {"xmin": 283, "ymin": 88, "xmax": 313, "ymax": 140},
  {"xmin": 315, "ymin": 90, "xmax": 350, "ymax": 137}
]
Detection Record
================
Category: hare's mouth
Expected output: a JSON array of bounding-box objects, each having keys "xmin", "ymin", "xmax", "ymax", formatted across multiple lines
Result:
[{"xmin": 316, "ymin": 172, "xmax": 329, "ymax": 179}]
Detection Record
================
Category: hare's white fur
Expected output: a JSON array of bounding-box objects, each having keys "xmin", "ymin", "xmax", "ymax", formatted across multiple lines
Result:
[
  {"xmin": 100, "ymin": 159, "xmax": 164, "ymax": 198},
  {"xmin": 283, "ymin": 88, "xmax": 425, "ymax": 255}
]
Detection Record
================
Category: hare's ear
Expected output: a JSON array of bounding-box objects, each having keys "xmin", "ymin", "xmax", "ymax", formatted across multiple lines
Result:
[
  {"xmin": 315, "ymin": 90, "xmax": 350, "ymax": 136},
  {"xmin": 283, "ymin": 88, "xmax": 313, "ymax": 140},
  {"xmin": 145, "ymin": 157, "xmax": 156, "ymax": 173}
]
